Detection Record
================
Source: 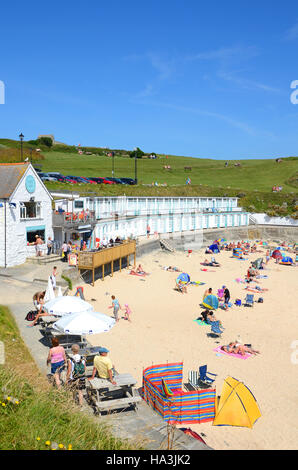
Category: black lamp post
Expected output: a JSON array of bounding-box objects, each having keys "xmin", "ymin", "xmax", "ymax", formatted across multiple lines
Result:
[
  {"xmin": 112, "ymin": 151, "xmax": 115, "ymax": 177},
  {"xmin": 134, "ymin": 147, "xmax": 138, "ymax": 185},
  {"xmin": 19, "ymin": 133, "xmax": 24, "ymax": 161}
]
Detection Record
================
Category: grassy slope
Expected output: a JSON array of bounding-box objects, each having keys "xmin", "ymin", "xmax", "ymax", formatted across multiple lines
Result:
[
  {"xmin": 1, "ymin": 138, "xmax": 297, "ymax": 216},
  {"xmin": 0, "ymin": 305, "xmax": 140, "ymax": 450},
  {"xmin": 40, "ymin": 151, "xmax": 298, "ymax": 192}
]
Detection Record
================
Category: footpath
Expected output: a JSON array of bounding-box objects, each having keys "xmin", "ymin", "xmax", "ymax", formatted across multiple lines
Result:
[{"xmin": 0, "ymin": 257, "xmax": 211, "ymax": 451}]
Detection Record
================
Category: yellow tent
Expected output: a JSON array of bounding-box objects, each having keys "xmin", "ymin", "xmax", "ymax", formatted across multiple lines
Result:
[{"xmin": 213, "ymin": 376, "xmax": 261, "ymax": 428}]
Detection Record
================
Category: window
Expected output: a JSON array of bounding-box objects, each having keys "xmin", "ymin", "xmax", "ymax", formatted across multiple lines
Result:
[
  {"xmin": 20, "ymin": 202, "xmax": 41, "ymax": 219},
  {"xmin": 74, "ymin": 201, "xmax": 84, "ymax": 209},
  {"xmin": 26, "ymin": 228, "xmax": 45, "ymax": 243}
]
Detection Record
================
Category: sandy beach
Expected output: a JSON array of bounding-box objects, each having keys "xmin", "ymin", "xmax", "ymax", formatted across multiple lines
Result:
[{"xmin": 81, "ymin": 243, "xmax": 298, "ymax": 450}]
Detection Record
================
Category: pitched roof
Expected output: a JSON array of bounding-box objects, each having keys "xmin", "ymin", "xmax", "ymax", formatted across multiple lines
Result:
[{"xmin": 0, "ymin": 162, "xmax": 30, "ymax": 199}]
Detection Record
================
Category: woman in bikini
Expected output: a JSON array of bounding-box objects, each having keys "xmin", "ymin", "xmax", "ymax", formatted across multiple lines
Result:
[{"xmin": 221, "ymin": 342, "xmax": 260, "ymax": 355}]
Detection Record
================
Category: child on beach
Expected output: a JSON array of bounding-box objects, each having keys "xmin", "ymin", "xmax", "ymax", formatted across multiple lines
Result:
[{"xmin": 122, "ymin": 304, "xmax": 132, "ymax": 322}]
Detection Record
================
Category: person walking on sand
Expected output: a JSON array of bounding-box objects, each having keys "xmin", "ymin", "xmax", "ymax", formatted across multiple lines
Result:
[
  {"xmin": 122, "ymin": 304, "xmax": 132, "ymax": 322},
  {"xmin": 146, "ymin": 225, "xmax": 151, "ymax": 239},
  {"xmin": 109, "ymin": 295, "xmax": 121, "ymax": 322}
]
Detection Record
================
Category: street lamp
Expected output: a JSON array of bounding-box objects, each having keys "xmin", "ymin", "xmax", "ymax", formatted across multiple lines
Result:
[
  {"xmin": 134, "ymin": 147, "xmax": 138, "ymax": 185},
  {"xmin": 111, "ymin": 151, "xmax": 115, "ymax": 177},
  {"xmin": 19, "ymin": 133, "xmax": 24, "ymax": 161}
]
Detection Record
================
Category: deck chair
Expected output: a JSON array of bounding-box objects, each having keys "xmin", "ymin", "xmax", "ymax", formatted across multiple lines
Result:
[
  {"xmin": 188, "ymin": 370, "xmax": 211, "ymax": 390},
  {"xmin": 210, "ymin": 321, "xmax": 224, "ymax": 336},
  {"xmin": 244, "ymin": 294, "xmax": 254, "ymax": 307},
  {"xmin": 199, "ymin": 365, "xmax": 217, "ymax": 385}
]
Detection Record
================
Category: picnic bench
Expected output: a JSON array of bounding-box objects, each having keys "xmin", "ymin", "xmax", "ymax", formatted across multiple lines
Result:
[{"xmin": 86, "ymin": 374, "xmax": 141, "ymax": 414}]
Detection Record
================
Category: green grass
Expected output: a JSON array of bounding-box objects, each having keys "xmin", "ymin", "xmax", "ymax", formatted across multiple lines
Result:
[
  {"xmin": 1, "ymin": 137, "xmax": 297, "ymax": 216},
  {"xmin": 0, "ymin": 306, "xmax": 141, "ymax": 450}
]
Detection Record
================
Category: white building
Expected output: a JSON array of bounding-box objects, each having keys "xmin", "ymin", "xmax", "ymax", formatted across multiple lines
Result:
[
  {"xmin": 0, "ymin": 163, "xmax": 53, "ymax": 267},
  {"xmin": 53, "ymin": 195, "xmax": 249, "ymax": 248}
]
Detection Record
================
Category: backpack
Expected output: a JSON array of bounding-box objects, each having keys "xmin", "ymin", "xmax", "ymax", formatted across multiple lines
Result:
[
  {"xmin": 72, "ymin": 358, "xmax": 85, "ymax": 378},
  {"xmin": 25, "ymin": 310, "xmax": 37, "ymax": 321}
]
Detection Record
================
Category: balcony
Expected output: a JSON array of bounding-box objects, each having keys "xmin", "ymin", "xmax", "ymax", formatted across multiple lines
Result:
[{"xmin": 52, "ymin": 210, "xmax": 97, "ymax": 229}]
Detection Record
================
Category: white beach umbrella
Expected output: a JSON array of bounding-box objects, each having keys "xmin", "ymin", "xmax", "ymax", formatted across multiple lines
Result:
[
  {"xmin": 44, "ymin": 277, "xmax": 55, "ymax": 302},
  {"xmin": 56, "ymin": 286, "xmax": 63, "ymax": 297},
  {"xmin": 52, "ymin": 311, "xmax": 115, "ymax": 335},
  {"xmin": 43, "ymin": 296, "xmax": 93, "ymax": 317}
]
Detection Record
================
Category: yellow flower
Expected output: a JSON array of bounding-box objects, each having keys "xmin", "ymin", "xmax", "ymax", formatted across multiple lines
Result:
[
  {"xmin": 45, "ymin": 441, "xmax": 51, "ymax": 446},
  {"xmin": 2, "ymin": 403, "xmax": 6, "ymax": 407},
  {"xmin": 7, "ymin": 396, "xmax": 11, "ymax": 401},
  {"xmin": 67, "ymin": 444, "xmax": 72, "ymax": 450},
  {"xmin": 36, "ymin": 437, "xmax": 41, "ymax": 441},
  {"xmin": 15, "ymin": 401, "xmax": 19, "ymax": 405},
  {"xmin": 58, "ymin": 444, "xmax": 64, "ymax": 449}
]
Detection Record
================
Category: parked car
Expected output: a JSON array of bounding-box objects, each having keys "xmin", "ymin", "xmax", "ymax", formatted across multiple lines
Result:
[
  {"xmin": 90, "ymin": 177, "xmax": 115, "ymax": 185},
  {"xmin": 105, "ymin": 177, "xmax": 126, "ymax": 184},
  {"xmin": 39, "ymin": 172, "xmax": 58, "ymax": 182},
  {"xmin": 119, "ymin": 177, "xmax": 136, "ymax": 185},
  {"xmin": 66, "ymin": 176, "xmax": 89, "ymax": 184},
  {"xmin": 47, "ymin": 172, "xmax": 65, "ymax": 180},
  {"xmin": 80, "ymin": 177, "xmax": 97, "ymax": 184},
  {"xmin": 58, "ymin": 176, "xmax": 78, "ymax": 184}
]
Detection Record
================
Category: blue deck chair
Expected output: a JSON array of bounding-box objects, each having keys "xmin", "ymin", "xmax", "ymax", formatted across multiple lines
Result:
[
  {"xmin": 199, "ymin": 365, "xmax": 217, "ymax": 385},
  {"xmin": 244, "ymin": 294, "xmax": 254, "ymax": 307},
  {"xmin": 210, "ymin": 321, "xmax": 224, "ymax": 336}
]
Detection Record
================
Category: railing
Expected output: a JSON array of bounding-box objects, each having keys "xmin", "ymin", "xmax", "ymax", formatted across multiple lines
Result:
[{"xmin": 52, "ymin": 211, "xmax": 96, "ymax": 227}]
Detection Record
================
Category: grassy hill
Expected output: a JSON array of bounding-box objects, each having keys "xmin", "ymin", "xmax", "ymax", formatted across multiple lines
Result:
[
  {"xmin": 1, "ymin": 138, "xmax": 297, "ymax": 217},
  {"xmin": 0, "ymin": 305, "xmax": 140, "ymax": 450}
]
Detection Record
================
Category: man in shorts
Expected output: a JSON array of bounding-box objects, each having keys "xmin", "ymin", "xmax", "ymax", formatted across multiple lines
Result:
[
  {"xmin": 89, "ymin": 347, "xmax": 116, "ymax": 385},
  {"xmin": 109, "ymin": 295, "xmax": 121, "ymax": 322}
]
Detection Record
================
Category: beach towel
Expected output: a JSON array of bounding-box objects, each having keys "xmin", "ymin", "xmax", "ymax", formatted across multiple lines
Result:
[
  {"xmin": 193, "ymin": 318, "xmax": 209, "ymax": 327},
  {"xmin": 129, "ymin": 271, "xmax": 148, "ymax": 277},
  {"xmin": 213, "ymin": 346, "xmax": 252, "ymax": 360},
  {"xmin": 190, "ymin": 281, "xmax": 205, "ymax": 286},
  {"xmin": 200, "ymin": 268, "xmax": 216, "ymax": 272}
]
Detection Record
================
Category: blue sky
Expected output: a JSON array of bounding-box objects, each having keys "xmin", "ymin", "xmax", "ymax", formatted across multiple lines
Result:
[{"xmin": 1, "ymin": 0, "xmax": 298, "ymax": 159}]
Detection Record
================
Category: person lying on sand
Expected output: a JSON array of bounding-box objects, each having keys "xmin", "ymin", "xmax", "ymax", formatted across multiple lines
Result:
[
  {"xmin": 221, "ymin": 342, "xmax": 260, "ymax": 355},
  {"xmin": 164, "ymin": 266, "xmax": 181, "ymax": 272}
]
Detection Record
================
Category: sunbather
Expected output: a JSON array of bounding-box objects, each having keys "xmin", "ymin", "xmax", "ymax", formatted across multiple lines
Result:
[
  {"xmin": 221, "ymin": 342, "xmax": 260, "ymax": 355},
  {"xmin": 201, "ymin": 310, "xmax": 223, "ymax": 327}
]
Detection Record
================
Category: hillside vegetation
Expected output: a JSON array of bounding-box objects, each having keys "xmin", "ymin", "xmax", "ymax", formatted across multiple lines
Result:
[
  {"xmin": 0, "ymin": 305, "xmax": 140, "ymax": 450},
  {"xmin": 0, "ymin": 138, "xmax": 297, "ymax": 217}
]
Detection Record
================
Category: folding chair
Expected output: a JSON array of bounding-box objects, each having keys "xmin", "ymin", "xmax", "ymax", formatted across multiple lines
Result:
[
  {"xmin": 244, "ymin": 294, "xmax": 254, "ymax": 307},
  {"xmin": 210, "ymin": 321, "xmax": 224, "ymax": 336},
  {"xmin": 188, "ymin": 370, "xmax": 211, "ymax": 390},
  {"xmin": 199, "ymin": 365, "xmax": 217, "ymax": 385}
]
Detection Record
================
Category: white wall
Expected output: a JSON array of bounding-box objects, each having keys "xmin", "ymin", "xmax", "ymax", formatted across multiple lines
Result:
[
  {"xmin": 0, "ymin": 166, "xmax": 53, "ymax": 267},
  {"xmin": 251, "ymin": 213, "xmax": 298, "ymax": 227}
]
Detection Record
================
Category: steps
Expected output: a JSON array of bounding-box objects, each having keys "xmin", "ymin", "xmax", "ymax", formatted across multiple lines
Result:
[
  {"xmin": 159, "ymin": 239, "xmax": 175, "ymax": 252},
  {"xmin": 26, "ymin": 254, "xmax": 62, "ymax": 265}
]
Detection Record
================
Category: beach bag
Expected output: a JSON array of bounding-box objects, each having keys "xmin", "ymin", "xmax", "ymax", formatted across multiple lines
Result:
[
  {"xmin": 235, "ymin": 299, "xmax": 241, "ymax": 306},
  {"xmin": 25, "ymin": 310, "xmax": 37, "ymax": 321},
  {"xmin": 72, "ymin": 359, "xmax": 85, "ymax": 378},
  {"xmin": 257, "ymin": 297, "xmax": 264, "ymax": 303}
]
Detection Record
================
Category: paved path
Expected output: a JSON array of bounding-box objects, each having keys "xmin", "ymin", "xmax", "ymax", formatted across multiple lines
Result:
[{"xmin": 0, "ymin": 261, "xmax": 211, "ymax": 451}]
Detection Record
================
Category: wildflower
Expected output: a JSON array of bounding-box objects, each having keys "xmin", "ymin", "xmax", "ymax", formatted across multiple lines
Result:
[
  {"xmin": 36, "ymin": 437, "xmax": 41, "ymax": 441},
  {"xmin": 58, "ymin": 444, "xmax": 64, "ymax": 449},
  {"xmin": 6, "ymin": 396, "xmax": 11, "ymax": 401},
  {"xmin": 51, "ymin": 442, "xmax": 59, "ymax": 450},
  {"xmin": 2, "ymin": 403, "xmax": 6, "ymax": 407},
  {"xmin": 45, "ymin": 440, "xmax": 51, "ymax": 446},
  {"xmin": 68, "ymin": 444, "xmax": 72, "ymax": 450}
]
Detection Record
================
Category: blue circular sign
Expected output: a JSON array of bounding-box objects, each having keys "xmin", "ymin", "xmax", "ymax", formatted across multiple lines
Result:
[{"xmin": 25, "ymin": 175, "xmax": 36, "ymax": 194}]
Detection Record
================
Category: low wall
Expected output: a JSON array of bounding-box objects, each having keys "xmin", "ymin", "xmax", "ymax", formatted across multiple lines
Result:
[{"xmin": 162, "ymin": 225, "xmax": 298, "ymax": 251}]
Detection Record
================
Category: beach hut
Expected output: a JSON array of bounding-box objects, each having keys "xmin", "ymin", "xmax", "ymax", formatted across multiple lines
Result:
[
  {"xmin": 142, "ymin": 362, "xmax": 216, "ymax": 425},
  {"xmin": 213, "ymin": 376, "xmax": 261, "ymax": 428}
]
